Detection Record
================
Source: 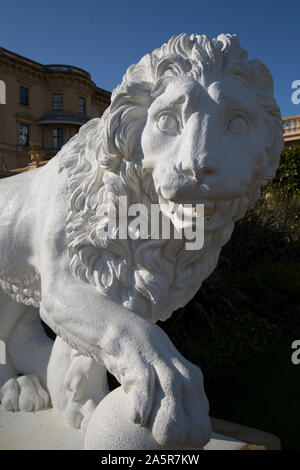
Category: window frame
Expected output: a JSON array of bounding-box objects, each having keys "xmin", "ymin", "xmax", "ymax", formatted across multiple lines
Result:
[
  {"xmin": 78, "ymin": 96, "xmax": 86, "ymax": 114},
  {"xmin": 52, "ymin": 127, "xmax": 63, "ymax": 149},
  {"xmin": 20, "ymin": 86, "xmax": 29, "ymax": 106},
  {"xmin": 18, "ymin": 122, "xmax": 29, "ymax": 146},
  {"xmin": 52, "ymin": 93, "xmax": 63, "ymax": 111}
]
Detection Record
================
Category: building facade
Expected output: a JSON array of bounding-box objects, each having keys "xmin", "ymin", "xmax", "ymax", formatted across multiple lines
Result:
[{"xmin": 0, "ymin": 47, "xmax": 111, "ymax": 170}]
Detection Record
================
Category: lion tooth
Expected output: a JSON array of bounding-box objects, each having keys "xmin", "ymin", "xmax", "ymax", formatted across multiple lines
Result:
[
  {"xmin": 168, "ymin": 201, "xmax": 177, "ymax": 213},
  {"xmin": 172, "ymin": 211, "xmax": 184, "ymax": 230},
  {"xmin": 177, "ymin": 204, "xmax": 185, "ymax": 216}
]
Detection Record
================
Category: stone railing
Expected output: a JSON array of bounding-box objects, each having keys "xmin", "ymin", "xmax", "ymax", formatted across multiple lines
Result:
[
  {"xmin": 283, "ymin": 115, "xmax": 300, "ymax": 143},
  {"xmin": 44, "ymin": 64, "xmax": 91, "ymax": 80}
]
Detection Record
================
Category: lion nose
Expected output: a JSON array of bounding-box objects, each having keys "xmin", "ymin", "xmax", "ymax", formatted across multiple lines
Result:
[
  {"xmin": 179, "ymin": 155, "xmax": 218, "ymax": 184},
  {"xmin": 178, "ymin": 113, "xmax": 220, "ymax": 183}
]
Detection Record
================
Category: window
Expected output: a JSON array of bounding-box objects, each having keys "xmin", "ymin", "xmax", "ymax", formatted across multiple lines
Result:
[
  {"xmin": 78, "ymin": 96, "xmax": 85, "ymax": 114},
  {"xmin": 20, "ymin": 86, "xmax": 28, "ymax": 105},
  {"xmin": 52, "ymin": 93, "xmax": 62, "ymax": 111},
  {"xmin": 53, "ymin": 128, "xmax": 63, "ymax": 149},
  {"xmin": 19, "ymin": 122, "xmax": 29, "ymax": 146},
  {"xmin": 0, "ymin": 79, "xmax": 6, "ymax": 104}
]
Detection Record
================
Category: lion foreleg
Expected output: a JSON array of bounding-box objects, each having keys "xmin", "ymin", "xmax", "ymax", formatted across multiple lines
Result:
[{"xmin": 40, "ymin": 272, "xmax": 211, "ymax": 447}]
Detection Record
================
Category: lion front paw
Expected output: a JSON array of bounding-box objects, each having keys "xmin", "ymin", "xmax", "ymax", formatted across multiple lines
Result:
[
  {"xmin": 123, "ymin": 356, "xmax": 211, "ymax": 448},
  {"xmin": 149, "ymin": 357, "xmax": 212, "ymax": 448},
  {"xmin": 107, "ymin": 324, "xmax": 212, "ymax": 449},
  {"xmin": 0, "ymin": 375, "xmax": 50, "ymax": 412}
]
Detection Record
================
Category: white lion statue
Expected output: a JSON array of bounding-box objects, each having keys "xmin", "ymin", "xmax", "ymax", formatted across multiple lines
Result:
[{"xmin": 0, "ymin": 33, "xmax": 283, "ymax": 449}]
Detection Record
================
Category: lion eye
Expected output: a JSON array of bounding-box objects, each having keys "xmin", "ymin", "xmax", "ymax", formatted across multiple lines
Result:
[
  {"xmin": 157, "ymin": 114, "xmax": 178, "ymax": 133},
  {"xmin": 227, "ymin": 116, "xmax": 248, "ymax": 134}
]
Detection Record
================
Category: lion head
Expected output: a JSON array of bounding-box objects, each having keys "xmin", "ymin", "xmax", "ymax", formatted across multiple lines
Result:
[{"xmin": 59, "ymin": 33, "xmax": 283, "ymax": 323}]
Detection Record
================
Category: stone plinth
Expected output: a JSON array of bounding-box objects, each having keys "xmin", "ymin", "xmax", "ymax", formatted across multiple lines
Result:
[{"xmin": 0, "ymin": 405, "xmax": 279, "ymax": 450}]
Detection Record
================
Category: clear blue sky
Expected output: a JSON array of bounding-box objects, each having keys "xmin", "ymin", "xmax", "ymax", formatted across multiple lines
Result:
[{"xmin": 1, "ymin": 0, "xmax": 299, "ymax": 117}]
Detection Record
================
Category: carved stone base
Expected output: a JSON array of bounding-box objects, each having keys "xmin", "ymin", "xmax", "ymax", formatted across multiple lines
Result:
[{"xmin": 0, "ymin": 405, "xmax": 279, "ymax": 450}]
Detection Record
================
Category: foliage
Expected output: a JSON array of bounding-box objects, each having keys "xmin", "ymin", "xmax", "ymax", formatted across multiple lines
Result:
[
  {"xmin": 159, "ymin": 269, "xmax": 282, "ymax": 379},
  {"xmin": 267, "ymin": 146, "xmax": 300, "ymax": 200},
  {"xmin": 29, "ymin": 142, "xmax": 41, "ymax": 151}
]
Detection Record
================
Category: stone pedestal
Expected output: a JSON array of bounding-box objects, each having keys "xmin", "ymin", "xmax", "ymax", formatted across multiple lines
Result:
[{"xmin": 0, "ymin": 405, "xmax": 280, "ymax": 450}]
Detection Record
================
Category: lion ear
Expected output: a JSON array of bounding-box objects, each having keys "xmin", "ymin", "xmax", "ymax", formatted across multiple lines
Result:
[
  {"xmin": 263, "ymin": 115, "xmax": 275, "ymax": 152},
  {"xmin": 259, "ymin": 119, "xmax": 284, "ymax": 185},
  {"xmin": 259, "ymin": 113, "xmax": 284, "ymax": 184},
  {"xmin": 249, "ymin": 59, "xmax": 274, "ymax": 96},
  {"xmin": 249, "ymin": 59, "xmax": 284, "ymax": 184}
]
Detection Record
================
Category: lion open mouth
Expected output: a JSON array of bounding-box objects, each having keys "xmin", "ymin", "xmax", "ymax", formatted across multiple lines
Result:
[{"xmin": 158, "ymin": 192, "xmax": 243, "ymax": 232}]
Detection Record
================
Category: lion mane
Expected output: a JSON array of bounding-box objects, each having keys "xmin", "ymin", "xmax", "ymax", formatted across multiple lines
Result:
[{"xmin": 58, "ymin": 33, "xmax": 283, "ymax": 323}]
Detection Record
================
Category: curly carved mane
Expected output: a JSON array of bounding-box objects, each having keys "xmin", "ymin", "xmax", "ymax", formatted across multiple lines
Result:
[{"xmin": 59, "ymin": 33, "xmax": 283, "ymax": 323}]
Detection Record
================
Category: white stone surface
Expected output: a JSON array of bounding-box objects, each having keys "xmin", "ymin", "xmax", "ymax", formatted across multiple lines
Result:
[
  {"xmin": 0, "ymin": 33, "xmax": 283, "ymax": 449},
  {"xmin": 0, "ymin": 406, "xmax": 83, "ymax": 450},
  {"xmin": 0, "ymin": 405, "xmax": 245, "ymax": 450}
]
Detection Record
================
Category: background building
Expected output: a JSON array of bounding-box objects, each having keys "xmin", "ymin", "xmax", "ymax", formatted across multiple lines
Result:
[
  {"xmin": 0, "ymin": 47, "xmax": 111, "ymax": 170},
  {"xmin": 0, "ymin": 45, "xmax": 299, "ymax": 175},
  {"xmin": 283, "ymin": 116, "xmax": 300, "ymax": 146}
]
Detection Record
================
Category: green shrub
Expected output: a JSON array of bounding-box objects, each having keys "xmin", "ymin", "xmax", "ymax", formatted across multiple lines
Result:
[{"xmin": 267, "ymin": 146, "xmax": 300, "ymax": 200}]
